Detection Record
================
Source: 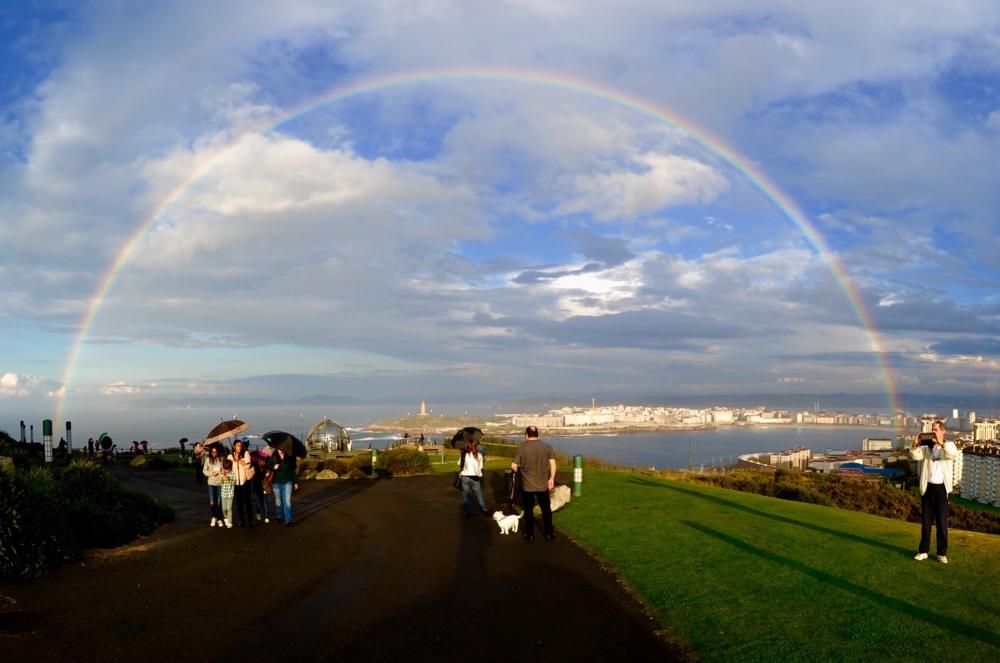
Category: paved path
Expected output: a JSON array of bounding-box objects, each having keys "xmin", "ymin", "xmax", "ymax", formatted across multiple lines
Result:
[{"xmin": 0, "ymin": 468, "xmax": 684, "ymax": 662}]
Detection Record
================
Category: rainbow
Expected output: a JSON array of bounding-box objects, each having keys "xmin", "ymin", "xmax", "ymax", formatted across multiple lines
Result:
[{"xmin": 54, "ymin": 66, "xmax": 900, "ymax": 424}]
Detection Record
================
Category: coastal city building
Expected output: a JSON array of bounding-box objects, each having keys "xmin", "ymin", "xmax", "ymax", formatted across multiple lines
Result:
[
  {"xmin": 508, "ymin": 404, "xmax": 919, "ymax": 432},
  {"xmin": 862, "ymin": 438, "xmax": 894, "ymax": 451},
  {"xmin": 960, "ymin": 445, "xmax": 1000, "ymax": 506},
  {"xmin": 973, "ymin": 419, "xmax": 1000, "ymax": 443},
  {"xmin": 766, "ymin": 447, "xmax": 810, "ymax": 470}
]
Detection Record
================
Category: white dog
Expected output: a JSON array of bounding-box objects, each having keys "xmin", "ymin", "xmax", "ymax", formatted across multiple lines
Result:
[{"xmin": 493, "ymin": 511, "xmax": 522, "ymax": 535}]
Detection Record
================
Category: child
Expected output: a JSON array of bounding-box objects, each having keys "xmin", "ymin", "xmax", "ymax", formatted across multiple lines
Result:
[{"xmin": 220, "ymin": 459, "xmax": 236, "ymax": 528}]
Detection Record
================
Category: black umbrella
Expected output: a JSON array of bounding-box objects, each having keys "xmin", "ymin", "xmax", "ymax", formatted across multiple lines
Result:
[
  {"xmin": 205, "ymin": 419, "xmax": 251, "ymax": 445},
  {"xmin": 262, "ymin": 430, "xmax": 307, "ymax": 459}
]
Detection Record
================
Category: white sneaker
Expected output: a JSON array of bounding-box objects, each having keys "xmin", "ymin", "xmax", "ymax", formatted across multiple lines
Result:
[
  {"xmin": 225, "ymin": 519, "xmax": 232, "ymax": 528},
  {"xmin": 913, "ymin": 553, "xmax": 928, "ymax": 561},
  {"xmin": 210, "ymin": 517, "xmax": 217, "ymax": 527},
  {"xmin": 264, "ymin": 518, "xmax": 270, "ymax": 524},
  {"xmin": 937, "ymin": 555, "xmax": 948, "ymax": 564}
]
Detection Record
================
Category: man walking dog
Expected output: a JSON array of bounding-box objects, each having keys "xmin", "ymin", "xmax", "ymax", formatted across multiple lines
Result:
[{"xmin": 511, "ymin": 426, "xmax": 557, "ymax": 543}]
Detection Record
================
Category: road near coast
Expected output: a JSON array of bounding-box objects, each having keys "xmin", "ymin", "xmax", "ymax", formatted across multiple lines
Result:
[{"xmin": 0, "ymin": 467, "xmax": 684, "ymax": 662}]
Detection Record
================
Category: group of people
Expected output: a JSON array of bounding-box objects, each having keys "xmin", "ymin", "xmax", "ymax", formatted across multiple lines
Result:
[
  {"xmin": 193, "ymin": 439, "xmax": 298, "ymax": 529},
  {"xmin": 456, "ymin": 424, "xmax": 558, "ymax": 543}
]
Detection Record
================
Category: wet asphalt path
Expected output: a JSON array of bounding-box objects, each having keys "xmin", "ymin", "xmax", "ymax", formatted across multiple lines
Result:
[{"xmin": 0, "ymin": 468, "xmax": 684, "ymax": 662}]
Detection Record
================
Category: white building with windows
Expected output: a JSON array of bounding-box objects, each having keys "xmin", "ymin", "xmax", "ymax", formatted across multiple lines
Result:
[
  {"xmin": 960, "ymin": 445, "xmax": 1000, "ymax": 506},
  {"xmin": 973, "ymin": 419, "xmax": 1000, "ymax": 443}
]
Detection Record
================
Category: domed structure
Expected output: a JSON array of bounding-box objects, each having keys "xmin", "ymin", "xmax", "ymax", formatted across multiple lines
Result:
[{"xmin": 306, "ymin": 417, "xmax": 352, "ymax": 455}]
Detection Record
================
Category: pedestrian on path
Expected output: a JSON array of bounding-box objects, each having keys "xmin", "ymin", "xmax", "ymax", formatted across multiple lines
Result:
[
  {"xmin": 269, "ymin": 447, "xmax": 297, "ymax": 527},
  {"xmin": 228, "ymin": 439, "xmax": 255, "ymax": 527},
  {"xmin": 220, "ymin": 459, "xmax": 236, "ymax": 528},
  {"xmin": 910, "ymin": 419, "xmax": 958, "ymax": 563},
  {"xmin": 457, "ymin": 428, "xmax": 489, "ymax": 517},
  {"xmin": 511, "ymin": 426, "xmax": 556, "ymax": 543},
  {"xmin": 203, "ymin": 445, "xmax": 224, "ymax": 527}
]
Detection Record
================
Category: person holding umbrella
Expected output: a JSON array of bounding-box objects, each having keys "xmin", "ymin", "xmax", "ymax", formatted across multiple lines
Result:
[
  {"xmin": 228, "ymin": 439, "xmax": 255, "ymax": 527},
  {"xmin": 269, "ymin": 447, "xmax": 297, "ymax": 527},
  {"xmin": 202, "ymin": 444, "xmax": 224, "ymax": 527}
]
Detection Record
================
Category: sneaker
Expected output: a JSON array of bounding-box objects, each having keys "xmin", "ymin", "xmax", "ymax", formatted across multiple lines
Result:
[
  {"xmin": 937, "ymin": 555, "xmax": 948, "ymax": 564},
  {"xmin": 913, "ymin": 552, "xmax": 928, "ymax": 561},
  {"xmin": 210, "ymin": 517, "xmax": 217, "ymax": 527},
  {"xmin": 264, "ymin": 518, "xmax": 270, "ymax": 524},
  {"xmin": 545, "ymin": 533, "xmax": 556, "ymax": 542},
  {"xmin": 225, "ymin": 519, "xmax": 232, "ymax": 528}
]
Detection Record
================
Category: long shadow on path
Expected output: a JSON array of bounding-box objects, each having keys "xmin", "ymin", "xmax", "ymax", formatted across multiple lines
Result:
[{"xmin": 227, "ymin": 472, "xmax": 685, "ymax": 662}]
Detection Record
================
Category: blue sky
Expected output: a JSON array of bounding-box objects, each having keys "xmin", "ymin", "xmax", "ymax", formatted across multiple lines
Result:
[{"xmin": 2, "ymin": 1, "xmax": 1000, "ymax": 429}]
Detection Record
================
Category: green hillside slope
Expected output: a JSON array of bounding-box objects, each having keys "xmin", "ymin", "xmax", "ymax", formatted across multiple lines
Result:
[{"xmin": 558, "ymin": 470, "xmax": 1000, "ymax": 662}]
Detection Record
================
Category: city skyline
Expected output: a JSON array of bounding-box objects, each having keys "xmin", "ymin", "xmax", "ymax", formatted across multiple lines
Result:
[{"xmin": 2, "ymin": 3, "xmax": 1000, "ymax": 426}]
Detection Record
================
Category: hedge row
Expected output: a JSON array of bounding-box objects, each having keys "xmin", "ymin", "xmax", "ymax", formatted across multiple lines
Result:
[{"xmin": 0, "ymin": 461, "xmax": 175, "ymax": 579}]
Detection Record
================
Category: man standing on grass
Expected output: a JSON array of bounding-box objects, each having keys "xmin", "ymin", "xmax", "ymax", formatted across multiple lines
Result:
[
  {"xmin": 910, "ymin": 419, "xmax": 958, "ymax": 564},
  {"xmin": 511, "ymin": 425, "xmax": 557, "ymax": 543}
]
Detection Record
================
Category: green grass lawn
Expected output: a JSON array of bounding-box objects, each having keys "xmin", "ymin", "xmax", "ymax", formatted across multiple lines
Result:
[{"xmin": 557, "ymin": 469, "xmax": 1000, "ymax": 662}]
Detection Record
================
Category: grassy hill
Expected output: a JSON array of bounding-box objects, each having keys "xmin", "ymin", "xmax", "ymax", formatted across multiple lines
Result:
[{"xmin": 557, "ymin": 469, "xmax": 1000, "ymax": 662}]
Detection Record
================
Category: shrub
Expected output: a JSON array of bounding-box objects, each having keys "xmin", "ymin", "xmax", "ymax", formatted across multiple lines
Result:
[
  {"xmin": 376, "ymin": 447, "xmax": 432, "ymax": 476},
  {"xmin": 58, "ymin": 461, "xmax": 174, "ymax": 548},
  {"xmin": 0, "ymin": 467, "xmax": 79, "ymax": 579}
]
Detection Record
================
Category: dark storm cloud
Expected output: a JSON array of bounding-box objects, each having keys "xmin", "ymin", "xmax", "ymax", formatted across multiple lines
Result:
[
  {"xmin": 486, "ymin": 309, "xmax": 749, "ymax": 350},
  {"xmin": 929, "ymin": 337, "xmax": 1000, "ymax": 357},
  {"xmin": 565, "ymin": 229, "xmax": 635, "ymax": 267},
  {"xmin": 512, "ymin": 262, "xmax": 604, "ymax": 284}
]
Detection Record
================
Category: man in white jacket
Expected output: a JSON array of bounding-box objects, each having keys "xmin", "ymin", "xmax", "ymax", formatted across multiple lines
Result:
[{"xmin": 909, "ymin": 420, "xmax": 958, "ymax": 564}]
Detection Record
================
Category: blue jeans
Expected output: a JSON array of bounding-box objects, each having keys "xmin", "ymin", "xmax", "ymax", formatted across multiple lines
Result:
[
  {"xmin": 273, "ymin": 481, "xmax": 293, "ymax": 523},
  {"xmin": 460, "ymin": 475, "xmax": 486, "ymax": 514},
  {"xmin": 207, "ymin": 484, "xmax": 222, "ymax": 520},
  {"xmin": 253, "ymin": 489, "xmax": 269, "ymax": 520}
]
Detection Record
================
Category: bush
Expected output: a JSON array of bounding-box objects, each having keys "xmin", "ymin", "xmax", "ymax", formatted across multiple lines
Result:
[
  {"xmin": 58, "ymin": 461, "xmax": 174, "ymax": 548},
  {"xmin": 376, "ymin": 447, "xmax": 431, "ymax": 476},
  {"xmin": 0, "ymin": 467, "xmax": 79, "ymax": 579}
]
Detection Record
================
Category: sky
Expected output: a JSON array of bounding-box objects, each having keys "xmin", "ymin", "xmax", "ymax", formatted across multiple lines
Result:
[{"xmin": 2, "ymin": 1, "xmax": 1000, "ymax": 437}]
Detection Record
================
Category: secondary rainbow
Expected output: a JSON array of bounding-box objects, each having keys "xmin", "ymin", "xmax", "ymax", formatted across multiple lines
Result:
[{"xmin": 55, "ymin": 66, "xmax": 900, "ymax": 425}]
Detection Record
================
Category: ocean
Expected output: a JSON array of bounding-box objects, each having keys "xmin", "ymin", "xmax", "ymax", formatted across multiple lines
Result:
[{"xmin": 539, "ymin": 425, "xmax": 901, "ymax": 470}]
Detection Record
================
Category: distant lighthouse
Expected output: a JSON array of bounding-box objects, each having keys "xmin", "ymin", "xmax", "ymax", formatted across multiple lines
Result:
[{"xmin": 419, "ymin": 400, "xmax": 428, "ymax": 416}]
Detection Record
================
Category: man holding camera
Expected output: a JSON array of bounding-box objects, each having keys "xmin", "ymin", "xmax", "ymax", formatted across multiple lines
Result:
[{"xmin": 910, "ymin": 420, "xmax": 958, "ymax": 564}]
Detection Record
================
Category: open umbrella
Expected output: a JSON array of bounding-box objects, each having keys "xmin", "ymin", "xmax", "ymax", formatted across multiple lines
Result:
[
  {"xmin": 205, "ymin": 419, "xmax": 250, "ymax": 445},
  {"xmin": 262, "ymin": 430, "xmax": 307, "ymax": 459}
]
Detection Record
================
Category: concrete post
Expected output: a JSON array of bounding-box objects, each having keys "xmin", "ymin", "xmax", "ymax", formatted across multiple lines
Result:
[
  {"xmin": 573, "ymin": 455, "xmax": 583, "ymax": 497},
  {"xmin": 43, "ymin": 419, "xmax": 53, "ymax": 464}
]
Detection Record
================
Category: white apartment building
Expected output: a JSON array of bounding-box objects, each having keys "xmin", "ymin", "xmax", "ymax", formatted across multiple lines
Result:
[
  {"xmin": 862, "ymin": 438, "xmax": 894, "ymax": 451},
  {"xmin": 563, "ymin": 412, "xmax": 615, "ymax": 426},
  {"xmin": 960, "ymin": 445, "xmax": 1000, "ymax": 506},
  {"xmin": 511, "ymin": 415, "xmax": 565, "ymax": 428},
  {"xmin": 766, "ymin": 447, "xmax": 811, "ymax": 470},
  {"xmin": 973, "ymin": 419, "xmax": 1000, "ymax": 443},
  {"xmin": 711, "ymin": 409, "xmax": 735, "ymax": 424}
]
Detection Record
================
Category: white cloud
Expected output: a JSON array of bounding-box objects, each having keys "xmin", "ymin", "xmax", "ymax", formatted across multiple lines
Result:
[
  {"xmin": 987, "ymin": 110, "xmax": 1000, "ymax": 132},
  {"xmin": 559, "ymin": 153, "xmax": 729, "ymax": 220},
  {"xmin": 0, "ymin": 372, "xmax": 60, "ymax": 398}
]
